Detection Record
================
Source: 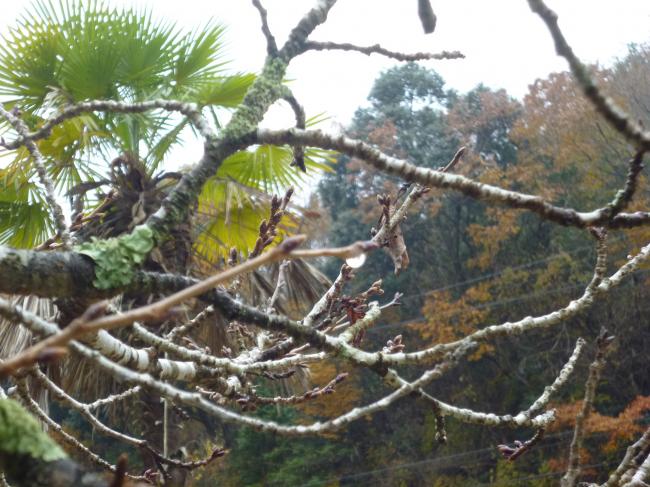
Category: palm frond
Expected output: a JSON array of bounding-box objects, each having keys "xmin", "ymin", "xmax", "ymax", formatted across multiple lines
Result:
[
  {"xmin": 0, "ymin": 294, "xmax": 54, "ymax": 412},
  {"xmin": 171, "ymin": 22, "xmax": 228, "ymax": 93},
  {"xmin": 0, "ymin": 168, "xmax": 53, "ymax": 248},
  {"xmin": 217, "ymin": 145, "xmax": 335, "ymax": 195},
  {"xmin": 268, "ymin": 260, "xmax": 332, "ymax": 319},
  {"xmin": 144, "ymin": 118, "xmax": 189, "ymax": 173},
  {"xmin": 191, "ymin": 73, "xmax": 256, "ymax": 107}
]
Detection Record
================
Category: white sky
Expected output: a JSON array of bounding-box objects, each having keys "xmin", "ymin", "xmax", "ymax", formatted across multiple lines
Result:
[
  {"xmin": 2, "ymin": 0, "xmax": 649, "ymax": 126},
  {"xmin": 1, "ymin": 0, "xmax": 650, "ymax": 171}
]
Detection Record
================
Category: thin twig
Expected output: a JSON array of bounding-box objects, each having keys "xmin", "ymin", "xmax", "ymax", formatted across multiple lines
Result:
[
  {"xmin": 497, "ymin": 428, "xmax": 546, "ymax": 462},
  {"xmin": 562, "ymin": 329, "xmax": 615, "ymax": 487},
  {"xmin": 302, "ymin": 41, "xmax": 463, "ymax": 62},
  {"xmin": 251, "ymin": 0, "xmax": 278, "ymax": 55},
  {"xmin": 527, "ymin": 0, "xmax": 650, "ymax": 151},
  {"xmin": 281, "ymin": 90, "xmax": 307, "ymax": 171},
  {"xmin": 608, "ymin": 150, "xmax": 646, "ymax": 218},
  {"xmin": 165, "ymin": 306, "xmax": 216, "ymax": 343},
  {"xmin": 267, "ymin": 260, "xmax": 289, "ymax": 313}
]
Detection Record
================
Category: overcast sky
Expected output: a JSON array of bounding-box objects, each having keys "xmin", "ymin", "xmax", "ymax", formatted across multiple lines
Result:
[
  {"xmin": 1, "ymin": 0, "xmax": 649, "ymax": 172},
  {"xmin": 2, "ymin": 0, "xmax": 650, "ymax": 127}
]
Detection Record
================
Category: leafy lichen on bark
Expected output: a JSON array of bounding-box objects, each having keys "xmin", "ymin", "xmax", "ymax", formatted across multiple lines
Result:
[
  {"xmin": 76, "ymin": 224, "xmax": 155, "ymax": 290},
  {"xmin": 0, "ymin": 398, "xmax": 66, "ymax": 463}
]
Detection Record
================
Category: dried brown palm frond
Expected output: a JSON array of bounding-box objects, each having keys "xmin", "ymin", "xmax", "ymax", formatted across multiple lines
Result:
[
  {"xmin": 187, "ymin": 259, "xmax": 331, "ymax": 364},
  {"xmin": 0, "ymin": 295, "xmax": 56, "ymax": 359},
  {"xmin": 271, "ymin": 259, "xmax": 331, "ymax": 318},
  {"xmin": 0, "ymin": 294, "xmax": 55, "ymax": 412}
]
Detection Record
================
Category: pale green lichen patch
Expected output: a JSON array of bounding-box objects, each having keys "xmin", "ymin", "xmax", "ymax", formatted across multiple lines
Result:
[
  {"xmin": 222, "ymin": 57, "xmax": 287, "ymax": 140},
  {"xmin": 76, "ymin": 224, "xmax": 155, "ymax": 290},
  {"xmin": 0, "ymin": 399, "xmax": 66, "ymax": 462}
]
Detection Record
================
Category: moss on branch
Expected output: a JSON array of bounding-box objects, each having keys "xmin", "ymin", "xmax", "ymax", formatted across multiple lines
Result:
[
  {"xmin": 76, "ymin": 225, "xmax": 155, "ymax": 290},
  {"xmin": 0, "ymin": 398, "xmax": 67, "ymax": 465}
]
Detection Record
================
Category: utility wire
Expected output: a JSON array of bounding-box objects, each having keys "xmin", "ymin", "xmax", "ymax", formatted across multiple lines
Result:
[
  {"xmin": 301, "ymin": 430, "xmax": 617, "ymax": 486},
  {"xmin": 395, "ymin": 233, "xmax": 627, "ymax": 304},
  {"xmin": 369, "ymin": 267, "xmax": 648, "ymax": 334}
]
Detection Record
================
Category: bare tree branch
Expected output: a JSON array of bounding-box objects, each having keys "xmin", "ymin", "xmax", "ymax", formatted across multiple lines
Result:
[
  {"xmin": 256, "ymin": 128, "xmax": 649, "ymax": 229},
  {"xmin": 562, "ymin": 329, "xmax": 615, "ymax": 487},
  {"xmin": 528, "ymin": 0, "xmax": 650, "ymax": 151},
  {"xmin": 604, "ymin": 428, "xmax": 650, "ymax": 486},
  {"xmin": 251, "ymin": 0, "xmax": 278, "ymax": 55},
  {"xmin": 301, "ymin": 41, "xmax": 464, "ymax": 61}
]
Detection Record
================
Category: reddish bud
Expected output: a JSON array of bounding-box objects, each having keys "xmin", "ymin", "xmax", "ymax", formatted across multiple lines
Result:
[
  {"xmin": 278, "ymin": 235, "xmax": 306, "ymax": 253},
  {"xmin": 259, "ymin": 219, "xmax": 268, "ymax": 235}
]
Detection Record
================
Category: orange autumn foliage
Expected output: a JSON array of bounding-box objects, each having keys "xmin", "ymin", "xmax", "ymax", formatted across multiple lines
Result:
[
  {"xmin": 417, "ymin": 287, "xmax": 494, "ymax": 360},
  {"xmin": 297, "ymin": 361, "xmax": 362, "ymax": 420},
  {"xmin": 552, "ymin": 395, "xmax": 650, "ymax": 453}
]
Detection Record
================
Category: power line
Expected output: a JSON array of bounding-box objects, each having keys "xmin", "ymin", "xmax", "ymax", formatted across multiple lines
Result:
[
  {"xmin": 368, "ymin": 266, "xmax": 648, "ymax": 334},
  {"xmin": 325, "ymin": 439, "xmax": 564, "ymax": 485},
  {"xmin": 472, "ymin": 459, "xmax": 619, "ymax": 486},
  {"xmin": 395, "ymin": 233, "xmax": 627, "ymax": 304},
  {"xmin": 300, "ymin": 430, "xmax": 618, "ymax": 486}
]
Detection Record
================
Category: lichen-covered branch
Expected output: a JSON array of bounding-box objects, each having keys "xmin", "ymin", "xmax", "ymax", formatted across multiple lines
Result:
[
  {"xmin": 256, "ymin": 128, "xmax": 649, "ymax": 229},
  {"xmin": 0, "ymin": 105, "xmax": 71, "ymax": 248},
  {"xmin": 1, "ymin": 99, "xmax": 214, "ymax": 151},
  {"xmin": 0, "ymin": 245, "xmax": 98, "ymax": 297},
  {"xmin": 604, "ymin": 428, "xmax": 650, "ymax": 486},
  {"xmin": 302, "ymin": 41, "xmax": 464, "ymax": 62},
  {"xmin": 623, "ymin": 453, "xmax": 650, "ymax": 486},
  {"xmin": 522, "ymin": 338, "xmax": 586, "ymax": 419},
  {"xmin": 133, "ymin": 322, "xmax": 325, "ymax": 375}
]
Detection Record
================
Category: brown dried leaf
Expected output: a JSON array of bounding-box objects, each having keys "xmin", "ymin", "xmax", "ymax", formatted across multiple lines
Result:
[{"xmin": 385, "ymin": 222, "xmax": 409, "ymax": 275}]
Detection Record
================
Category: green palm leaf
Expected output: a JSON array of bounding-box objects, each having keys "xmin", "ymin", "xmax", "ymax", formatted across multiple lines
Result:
[
  {"xmin": 194, "ymin": 179, "xmax": 299, "ymax": 264},
  {"xmin": 0, "ymin": 0, "xmax": 335, "ymax": 254},
  {"xmin": 0, "ymin": 1, "xmax": 257, "ymax": 248},
  {"xmin": 218, "ymin": 145, "xmax": 335, "ymax": 194},
  {"xmin": 0, "ymin": 169, "xmax": 53, "ymax": 248},
  {"xmin": 192, "ymin": 143, "xmax": 334, "ymax": 262},
  {"xmin": 192, "ymin": 73, "xmax": 256, "ymax": 107}
]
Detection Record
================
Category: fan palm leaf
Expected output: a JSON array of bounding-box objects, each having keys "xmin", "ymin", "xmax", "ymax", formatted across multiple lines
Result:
[{"xmin": 0, "ymin": 0, "xmax": 258, "ymax": 248}]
